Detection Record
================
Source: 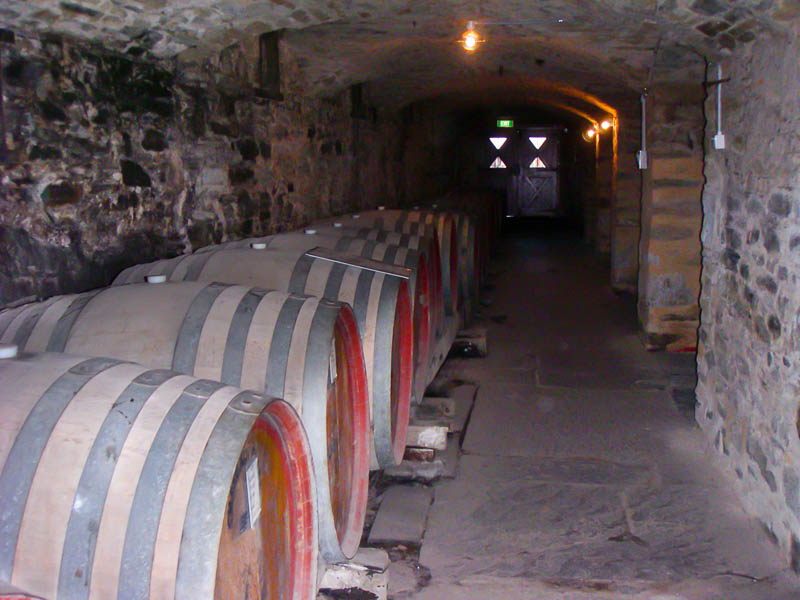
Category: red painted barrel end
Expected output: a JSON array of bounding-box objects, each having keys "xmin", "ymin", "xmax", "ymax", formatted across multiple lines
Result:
[
  {"xmin": 332, "ymin": 305, "xmax": 371, "ymax": 559},
  {"xmin": 414, "ymin": 252, "xmax": 432, "ymax": 375},
  {"xmin": 391, "ymin": 280, "xmax": 414, "ymax": 465},
  {"xmin": 255, "ymin": 400, "xmax": 318, "ymax": 600}
]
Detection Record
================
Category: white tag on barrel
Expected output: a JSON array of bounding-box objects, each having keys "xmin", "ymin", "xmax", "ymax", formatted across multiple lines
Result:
[
  {"xmin": 246, "ymin": 457, "xmax": 262, "ymax": 528},
  {"xmin": 329, "ymin": 338, "xmax": 337, "ymax": 386}
]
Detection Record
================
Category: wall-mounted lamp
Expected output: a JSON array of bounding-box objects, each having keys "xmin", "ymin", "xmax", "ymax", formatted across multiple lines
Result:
[
  {"xmin": 582, "ymin": 127, "xmax": 597, "ymax": 142},
  {"xmin": 600, "ymin": 119, "xmax": 613, "ymax": 131},
  {"xmin": 459, "ymin": 21, "xmax": 484, "ymax": 52}
]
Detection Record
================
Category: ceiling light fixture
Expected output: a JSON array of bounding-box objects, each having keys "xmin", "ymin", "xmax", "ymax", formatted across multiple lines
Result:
[
  {"xmin": 458, "ymin": 17, "xmax": 567, "ymax": 52},
  {"xmin": 459, "ymin": 21, "xmax": 483, "ymax": 52}
]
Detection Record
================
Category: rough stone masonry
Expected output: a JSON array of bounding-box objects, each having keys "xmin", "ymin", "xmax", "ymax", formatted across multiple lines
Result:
[
  {"xmin": 697, "ymin": 19, "xmax": 800, "ymax": 567},
  {"xmin": 0, "ymin": 32, "xmax": 404, "ymax": 305}
]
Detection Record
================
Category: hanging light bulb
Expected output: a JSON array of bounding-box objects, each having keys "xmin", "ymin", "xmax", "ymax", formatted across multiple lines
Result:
[{"xmin": 459, "ymin": 21, "xmax": 483, "ymax": 52}]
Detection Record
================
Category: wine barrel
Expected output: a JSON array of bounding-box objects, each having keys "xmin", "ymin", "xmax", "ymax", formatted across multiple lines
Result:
[
  {"xmin": 412, "ymin": 206, "xmax": 479, "ymax": 323},
  {"xmin": 113, "ymin": 246, "xmax": 413, "ymax": 469},
  {"xmin": 0, "ymin": 282, "xmax": 369, "ymax": 563},
  {"xmin": 192, "ymin": 231, "xmax": 435, "ymax": 380},
  {"xmin": 0, "ymin": 584, "xmax": 44, "ymax": 600},
  {"xmin": 302, "ymin": 224, "xmax": 444, "ymax": 339},
  {"xmin": 319, "ymin": 209, "xmax": 459, "ymax": 319},
  {"xmin": 0, "ymin": 349, "xmax": 317, "ymax": 600}
]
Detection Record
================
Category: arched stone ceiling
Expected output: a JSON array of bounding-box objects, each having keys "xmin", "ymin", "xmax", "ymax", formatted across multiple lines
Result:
[{"xmin": 2, "ymin": 0, "xmax": 795, "ymax": 110}]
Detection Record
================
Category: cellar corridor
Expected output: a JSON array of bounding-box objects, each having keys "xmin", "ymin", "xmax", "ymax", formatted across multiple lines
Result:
[
  {"xmin": 409, "ymin": 227, "xmax": 797, "ymax": 599},
  {"xmin": 2, "ymin": 2, "xmax": 800, "ymax": 598}
]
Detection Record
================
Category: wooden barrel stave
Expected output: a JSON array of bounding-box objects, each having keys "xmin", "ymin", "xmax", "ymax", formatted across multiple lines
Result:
[
  {"xmin": 114, "ymin": 246, "xmax": 412, "ymax": 469},
  {"xmin": 0, "ymin": 283, "xmax": 369, "ymax": 564},
  {"xmin": 0, "ymin": 352, "xmax": 317, "ymax": 600},
  {"xmin": 186, "ymin": 231, "xmax": 435, "ymax": 390}
]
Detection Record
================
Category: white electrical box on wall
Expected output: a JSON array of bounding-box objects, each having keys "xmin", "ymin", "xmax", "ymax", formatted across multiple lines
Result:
[
  {"xmin": 637, "ymin": 149, "xmax": 648, "ymax": 170},
  {"xmin": 713, "ymin": 132, "xmax": 726, "ymax": 150}
]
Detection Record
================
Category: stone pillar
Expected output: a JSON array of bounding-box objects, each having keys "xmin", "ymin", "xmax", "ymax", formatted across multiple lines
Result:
[
  {"xmin": 610, "ymin": 101, "xmax": 643, "ymax": 293},
  {"xmin": 636, "ymin": 84, "xmax": 705, "ymax": 351},
  {"xmin": 594, "ymin": 127, "xmax": 614, "ymax": 254}
]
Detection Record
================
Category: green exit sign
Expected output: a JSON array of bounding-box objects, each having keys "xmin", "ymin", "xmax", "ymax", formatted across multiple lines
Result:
[{"xmin": 497, "ymin": 119, "xmax": 514, "ymax": 128}]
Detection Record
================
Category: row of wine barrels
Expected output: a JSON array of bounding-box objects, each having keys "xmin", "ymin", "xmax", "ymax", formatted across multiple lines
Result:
[
  {"xmin": 428, "ymin": 190, "xmax": 505, "ymax": 282},
  {"xmin": 112, "ymin": 244, "xmax": 413, "ymax": 469},
  {"xmin": 0, "ymin": 282, "xmax": 369, "ymax": 564},
  {"xmin": 408, "ymin": 206, "xmax": 479, "ymax": 323},
  {"xmin": 302, "ymin": 224, "xmax": 444, "ymax": 339},
  {"xmin": 193, "ymin": 230, "xmax": 437, "ymax": 381},
  {"xmin": 0, "ymin": 350, "xmax": 317, "ymax": 600},
  {"xmin": 315, "ymin": 209, "xmax": 459, "ymax": 320}
]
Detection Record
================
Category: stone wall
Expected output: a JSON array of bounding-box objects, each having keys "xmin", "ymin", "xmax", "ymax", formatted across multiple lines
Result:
[
  {"xmin": 0, "ymin": 31, "xmax": 404, "ymax": 305},
  {"xmin": 637, "ymin": 84, "xmax": 705, "ymax": 351},
  {"xmin": 696, "ymin": 22, "xmax": 800, "ymax": 564}
]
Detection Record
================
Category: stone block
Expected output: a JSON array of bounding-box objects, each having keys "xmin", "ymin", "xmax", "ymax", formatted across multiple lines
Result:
[
  {"xmin": 319, "ymin": 547, "xmax": 389, "ymax": 600},
  {"xmin": 651, "ymin": 155, "xmax": 704, "ymax": 182},
  {"xmin": 651, "ymin": 184, "xmax": 704, "ymax": 208},
  {"xmin": 383, "ymin": 459, "xmax": 445, "ymax": 482},
  {"xmin": 368, "ymin": 485, "xmax": 434, "ymax": 546},
  {"xmin": 406, "ymin": 424, "xmax": 448, "ymax": 451}
]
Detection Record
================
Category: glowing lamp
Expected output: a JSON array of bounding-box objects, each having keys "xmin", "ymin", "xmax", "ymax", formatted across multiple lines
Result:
[
  {"xmin": 459, "ymin": 21, "xmax": 483, "ymax": 52},
  {"xmin": 600, "ymin": 119, "xmax": 613, "ymax": 131},
  {"xmin": 582, "ymin": 127, "xmax": 597, "ymax": 142}
]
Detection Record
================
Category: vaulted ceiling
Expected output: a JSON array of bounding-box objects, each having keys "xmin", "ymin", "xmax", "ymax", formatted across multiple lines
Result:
[{"xmin": 3, "ymin": 0, "xmax": 795, "ymax": 113}]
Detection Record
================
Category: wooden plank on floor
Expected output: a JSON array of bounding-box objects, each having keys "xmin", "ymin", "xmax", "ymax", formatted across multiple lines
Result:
[{"xmin": 368, "ymin": 485, "xmax": 434, "ymax": 546}]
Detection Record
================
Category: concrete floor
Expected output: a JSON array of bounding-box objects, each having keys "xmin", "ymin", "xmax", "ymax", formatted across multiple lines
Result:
[{"xmin": 402, "ymin": 227, "xmax": 800, "ymax": 599}]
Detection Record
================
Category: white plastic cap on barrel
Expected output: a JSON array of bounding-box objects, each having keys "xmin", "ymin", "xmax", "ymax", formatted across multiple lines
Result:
[
  {"xmin": 0, "ymin": 344, "xmax": 19, "ymax": 359},
  {"xmin": 250, "ymin": 242, "xmax": 267, "ymax": 250},
  {"xmin": 146, "ymin": 274, "xmax": 167, "ymax": 284},
  {"xmin": 333, "ymin": 222, "xmax": 343, "ymax": 228},
  {"xmin": 304, "ymin": 229, "xmax": 317, "ymax": 235}
]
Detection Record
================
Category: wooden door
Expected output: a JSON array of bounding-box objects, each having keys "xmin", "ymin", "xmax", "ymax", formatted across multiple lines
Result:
[{"xmin": 511, "ymin": 127, "xmax": 560, "ymax": 216}]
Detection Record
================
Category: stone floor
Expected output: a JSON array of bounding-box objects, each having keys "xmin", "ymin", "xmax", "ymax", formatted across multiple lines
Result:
[{"xmin": 399, "ymin": 226, "xmax": 800, "ymax": 599}]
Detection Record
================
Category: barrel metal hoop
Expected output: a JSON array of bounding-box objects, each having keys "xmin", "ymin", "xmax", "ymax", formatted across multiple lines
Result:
[
  {"xmin": 264, "ymin": 295, "xmax": 307, "ymax": 400},
  {"xmin": 182, "ymin": 251, "xmax": 217, "ymax": 281},
  {"xmin": 57, "ymin": 369, "xmax": 177, "ymax": 599},
  {"xmin": 10, "ymin": 300, "xmax": 51, "ymax": 350},
  {"xmin": 175, "ymin": 394, "xmax": 267, "ymax": 598},
  {"xmin": 0, "ymin": 357, "xmax": 124, "ymax": 581},
  {"xmin": 46, "ymin": 290, "xmax": 103, "ymax": 353},
  {"xmin": 220, "ymin": 288, "xmax": 269, "ymax": 387},
  {"xmin": 288, "ymin": 253, "xmax": 317, "ymax": 295},
  {"xmin": 171, "ymin": 283, "xmax": 229, "ymax": 375},
  {"xmin": 117, "ymin": 379, "xmax": 225, "ymax": 600}
]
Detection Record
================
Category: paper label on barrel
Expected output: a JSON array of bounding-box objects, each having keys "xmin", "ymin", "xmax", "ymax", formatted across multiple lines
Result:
[
  {"xmin": 329, "ymin": 339, "xmax": 337, "ymax": 385},
  {"xmin": 246, "ymin": 457, "xmax": 261, "ymax": 527}
]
